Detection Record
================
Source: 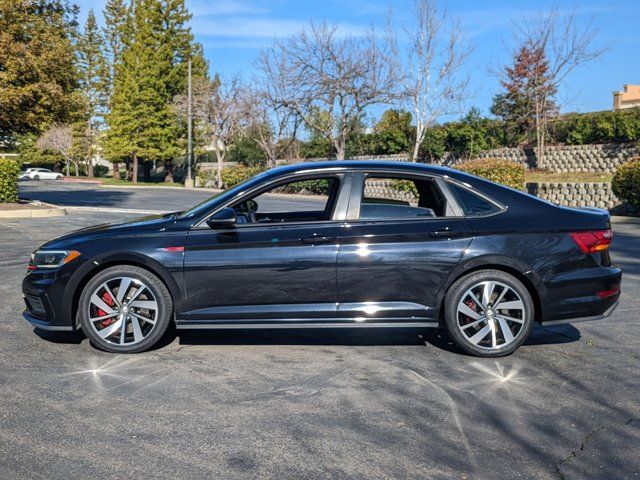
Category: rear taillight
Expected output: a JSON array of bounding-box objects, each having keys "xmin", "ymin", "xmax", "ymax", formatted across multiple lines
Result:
[{"xmin": 569, "ymin": 229, "xmax": 612, "ymax": 254}]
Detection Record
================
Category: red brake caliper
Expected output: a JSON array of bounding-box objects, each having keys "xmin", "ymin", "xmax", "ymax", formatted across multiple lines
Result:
[{"xmin": 98, "ymin": 291, "xmax": 116, "ymax": 327}]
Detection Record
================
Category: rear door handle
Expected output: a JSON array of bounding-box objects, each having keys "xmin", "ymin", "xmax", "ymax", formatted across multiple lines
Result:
[
  {"xmin": 428, "ymin": 229, "xmax": 463, "ymax": 238},
  {"xmin": 301, "ymin": 235, "xmax": 336, "ymax": 244}
]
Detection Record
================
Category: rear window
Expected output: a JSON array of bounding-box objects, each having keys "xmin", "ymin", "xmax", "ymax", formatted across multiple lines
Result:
[{"xmin": 448, "ymin": 183, "xmax": 501, "ymax": 216}]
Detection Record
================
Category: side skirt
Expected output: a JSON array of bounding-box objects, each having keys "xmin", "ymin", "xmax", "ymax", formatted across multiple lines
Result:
[{"xmin": 176, "ymin": 320, "xmax": 439, "ymax": 330}]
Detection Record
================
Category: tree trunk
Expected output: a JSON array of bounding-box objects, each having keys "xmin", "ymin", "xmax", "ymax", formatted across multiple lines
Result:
[
  {"xmin": 74, "ymin": 160, "xmax": 79, "ymax": 177},
  {"xmin": 335, "ymin": 141, "xmax": 346, "ymax": 161},
  {"xmin": 113, "ymin": 162, "xmax": 121, "ymax": 180},
  {"xmin": 411, "ymin": 138, "xmax": 421, "ymax": 163},
  {"xmin": 131, "ymin": 153, "xmax": 138, "ymax": 183},
  {"xmin": 65, "ymin": 160, "xmax": 70, "ymax": 176},
  {"xmin": 215, "ymin": 149, "xmax": 224, "ymax": 189}
]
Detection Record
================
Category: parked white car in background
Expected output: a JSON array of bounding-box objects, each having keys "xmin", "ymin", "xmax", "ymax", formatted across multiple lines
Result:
[{"xmin": 19, "ymin": 168, "xmax": 63, "ymax": 181}]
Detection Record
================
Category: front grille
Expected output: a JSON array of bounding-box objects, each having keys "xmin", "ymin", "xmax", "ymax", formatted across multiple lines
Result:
[{"xmin": 24, "ymin": 295, "xmax": 46, "ymax": 318}]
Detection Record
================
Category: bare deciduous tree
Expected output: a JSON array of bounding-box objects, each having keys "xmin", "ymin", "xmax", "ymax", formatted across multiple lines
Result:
[
  {"xmin": 240, "ymin": 85, "xmax": 300, "ymax": 168},
  {"xmin": 174, "ymin": 75, "xmax": 246, "ymax": 187},
  {"xmin": 508, "ymin": 5, "xmax": 607, "ymax": 164},
  {"xmin": 258, "ymin": 21, "xmax": 398, "ymax": 160},
  {"xmin": 404, "ymin": 0, "xmax": 471, "ymax": 162},
  {"xmin": 36, "ymin": 125, "xmax": 79, "ymax": 176}
]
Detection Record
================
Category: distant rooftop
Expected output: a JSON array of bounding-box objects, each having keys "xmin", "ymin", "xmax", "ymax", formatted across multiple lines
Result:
[{"xmin": 613, "ymin": 84, "xmax": 640, "ymax": 111}]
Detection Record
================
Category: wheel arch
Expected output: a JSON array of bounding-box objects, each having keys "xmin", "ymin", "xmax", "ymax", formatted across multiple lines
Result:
[
  {"xmin": 64, "ymin": 252, "xmax": 182, "ymax": 328},
  {"xmin": 436, "ymin": 255, "xmax": 545, "ymax": 325}
]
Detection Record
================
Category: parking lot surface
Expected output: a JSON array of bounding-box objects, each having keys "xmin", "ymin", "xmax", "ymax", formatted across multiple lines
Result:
[{"xmin": 1, "ymin": 183, "xmax": 639, "ymax": 479}]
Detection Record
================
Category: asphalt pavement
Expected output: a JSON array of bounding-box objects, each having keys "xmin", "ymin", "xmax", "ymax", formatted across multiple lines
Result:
[{"xmin": 0, "ymin": 181, "xmax": 638, "ymax": 479}]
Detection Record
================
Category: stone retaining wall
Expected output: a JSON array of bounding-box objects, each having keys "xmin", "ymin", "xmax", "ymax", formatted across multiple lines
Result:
[
  {"xmin": 470, "ymin": 143, "xmax": 638, "ymax": 173},
  {"xmin": 526, "ymin": 182, "xmax": 619, "ymax": 210}
]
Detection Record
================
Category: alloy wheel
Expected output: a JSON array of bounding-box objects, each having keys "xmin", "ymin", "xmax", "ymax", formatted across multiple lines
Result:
[
  {"xmin": 456, "ymin": 280, "xmax": 526, "ymax": 350},
  {"xmin": 87, "ymin": 276, "xmax": 159, "ymax": 346}
]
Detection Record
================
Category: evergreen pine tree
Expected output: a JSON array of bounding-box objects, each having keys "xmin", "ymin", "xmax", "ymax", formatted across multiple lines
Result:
[
  {"xmin": 103, "ymin": 0, "xmax": 180, "ymax": 182},
  {"xmin": 157, "ymin": 0, "xmax": 208, "ymax": 181},
  {"xmin": 0, "ymin": 0, "xmax": 80, "ymax": 139},
  {"xmin": 77, "ymin": 10, "xmax": 109, "ymax": 176}
]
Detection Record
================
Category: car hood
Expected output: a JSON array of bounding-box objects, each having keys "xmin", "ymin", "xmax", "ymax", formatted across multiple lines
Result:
[{"xmin": 40, "ymin": 213, "xmax": 179, "ymax": 250}]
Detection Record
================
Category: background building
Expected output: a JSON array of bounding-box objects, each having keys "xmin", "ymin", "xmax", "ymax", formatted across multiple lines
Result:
[{"xmin": 613, "ymin": 84, "xmax": 640, "ymax": 110}]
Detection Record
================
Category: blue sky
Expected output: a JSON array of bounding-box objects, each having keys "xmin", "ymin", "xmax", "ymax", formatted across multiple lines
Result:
[{"xmin": 75, "ymin": 0, "xmax": 640, "ymax": 121}]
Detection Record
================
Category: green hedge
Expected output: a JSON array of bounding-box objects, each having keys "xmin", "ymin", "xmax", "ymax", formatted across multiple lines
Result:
[
  {"xmin": 0, "ymin": 158, "xmax": 20, "ymax": 203},
  {"xmin": 612, "ymin": 157, "xmax": 640, "ymax": 209},
  {"xmin": 220, "ymin": 165, "xmax": 264, "ymax": 189},
  {"xmin": 456, "ymin": 158, "xmax": 525, "ymax": 190},
  {"xmin": 552, "ymin": 108, "xmax": 640, "ymax": 145}
]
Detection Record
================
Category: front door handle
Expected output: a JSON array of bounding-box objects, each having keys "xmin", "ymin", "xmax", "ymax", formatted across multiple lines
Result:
[
  {"xmin": 301, "ymin": 235, "xmax": 336, "ymax": 244},
  {"xmin": 428, "ymin": 229, "xmax": 463, "ymax": 238}
]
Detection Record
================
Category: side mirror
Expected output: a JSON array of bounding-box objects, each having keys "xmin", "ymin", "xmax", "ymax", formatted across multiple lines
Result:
[{"xmin": 206, "ymin": 207, "xmax": 236, "ymax": 229}]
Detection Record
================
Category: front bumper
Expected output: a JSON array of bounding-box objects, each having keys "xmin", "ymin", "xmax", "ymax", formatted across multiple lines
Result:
[
  {"xmin": 22, "ymin": 267, "xmax": 77, "ymax": 331},
  {"xmin": 22, "ymin": 311, "xmax": 74, "ymax": 331}
]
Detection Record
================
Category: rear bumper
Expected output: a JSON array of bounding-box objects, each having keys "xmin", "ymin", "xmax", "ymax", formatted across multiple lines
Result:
[
  {"xmin": 541, "ymin": 266, "xmax": 621, "ymax": 324},
  {"xmin": 542, "ymin": 300, "xmax": 619, "ymax": 326}
]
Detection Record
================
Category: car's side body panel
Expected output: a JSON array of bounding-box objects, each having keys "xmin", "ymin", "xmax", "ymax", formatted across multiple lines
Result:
[{"xmin": 21, "ymin": 161, "xmax": 621, "ymax": 334}]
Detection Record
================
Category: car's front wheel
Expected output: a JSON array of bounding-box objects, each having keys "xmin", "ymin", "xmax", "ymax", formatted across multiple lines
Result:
[
  {"xmin": 444, "ymin": 270, "xmax": 534, "ymax": 357},
  {"xmin": 78, "ymin": 265, "xmax": 173, "ymax": 353}
]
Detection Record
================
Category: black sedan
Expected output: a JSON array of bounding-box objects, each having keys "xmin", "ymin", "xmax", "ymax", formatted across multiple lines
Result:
[{"xmin": 22, "ymin": 161, "xmax": 621, "ymax": 357}]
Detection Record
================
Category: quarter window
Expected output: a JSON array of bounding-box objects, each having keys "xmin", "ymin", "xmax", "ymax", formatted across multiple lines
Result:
[{"xmin": 448, "ymin": 183, "xmax": 500, "ymax": 216}]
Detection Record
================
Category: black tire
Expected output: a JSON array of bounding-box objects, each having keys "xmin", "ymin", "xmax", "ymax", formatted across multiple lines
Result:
[
  {"xmin": 443, "ymin": 269, "xmax": 534, "ymax": 357},
  {"xmin": 33, "ymin": 174, "xmax": 40, "ymax": 180},
  {"xmin": 78, "ymin": 265, "xmax": 173, "ymax": 353}
]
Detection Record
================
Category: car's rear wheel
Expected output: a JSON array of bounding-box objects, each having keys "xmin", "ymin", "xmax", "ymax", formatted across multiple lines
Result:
[
  {"xmin": 78, "ymin": 265, "xmax": 172, "ymax": 353},
  {"xmin": 444, "ymin": 270, "xmax": 534, "ymax": 357}
]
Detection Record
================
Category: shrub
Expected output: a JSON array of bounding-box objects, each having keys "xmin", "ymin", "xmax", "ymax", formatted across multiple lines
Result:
[
  {"xmin": 277, "ymin": 179, "xmax": 332, "ymax": 195},
  {"xmin": 220, "ymin": 165, "xmax": 264, "ymax": 189},
  {"xmin": 196, "ymin": 168, "xmax": 217, "ymax": 188},
  {"xmin": 456, "ymin": 158, "xmax": 525, "ymax": 190},
  {"xmin": 0, "ymin": 158, "xmax": 20, "ymax": 203},
  {"xmin": 612, "ymin": 157, "xmax": 640, "ymax": 209}
]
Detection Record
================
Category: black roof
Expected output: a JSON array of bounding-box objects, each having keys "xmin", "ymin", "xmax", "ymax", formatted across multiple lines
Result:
[{"xmin": 267, "ymin": 160, "xmax": 458, "ymax": 177}]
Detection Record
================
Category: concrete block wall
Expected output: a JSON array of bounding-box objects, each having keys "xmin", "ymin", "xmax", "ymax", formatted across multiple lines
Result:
[
  {"xmin": 526, "ymin": 182, "xmax": 620, "ymax": 210},
  {"xmin": 472, "ymin": 143, "xmax": 638, "ymax": 173}
]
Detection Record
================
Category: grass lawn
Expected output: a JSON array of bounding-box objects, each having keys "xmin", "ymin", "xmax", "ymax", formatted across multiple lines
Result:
[
  {"xmin": 524, "ymin": 171, "xmax": 614, "ymax": 183},
  {"xmin": 101, "ymin": 178, "xmax": 184, "ymax": 187}
]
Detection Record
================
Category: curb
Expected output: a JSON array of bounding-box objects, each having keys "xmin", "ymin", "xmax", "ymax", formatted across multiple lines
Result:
[
  {"xmin": 62, "ymin": 178, "xmax": 103, "ymax": 185},
  {"xmin": 611, "ymin": 216, "xmax": 640, "ymax": 225},
  {"xmin": 0, "ymin": 204, "xmax": 67, "ymax": 219},
  {"xmin": 100, "ymin": 184, "xmax": 223, "ymax": 193}
]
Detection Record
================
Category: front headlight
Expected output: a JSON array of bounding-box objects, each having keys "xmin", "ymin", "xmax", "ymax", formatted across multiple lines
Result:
[{"xmin": 29, "ymin": 250, "xmax": 81, "ymax": 269}]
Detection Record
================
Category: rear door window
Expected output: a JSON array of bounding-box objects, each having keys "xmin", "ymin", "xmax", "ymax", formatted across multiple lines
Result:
[{"xmin": 359, "ymin": 175, "xmax": 449, "ymax": 220}]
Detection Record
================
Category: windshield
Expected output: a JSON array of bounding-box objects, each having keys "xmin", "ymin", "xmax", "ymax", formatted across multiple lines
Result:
[{"xmin": 178, "ymin": 170, "xmax": 271, "ymax": 220}]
